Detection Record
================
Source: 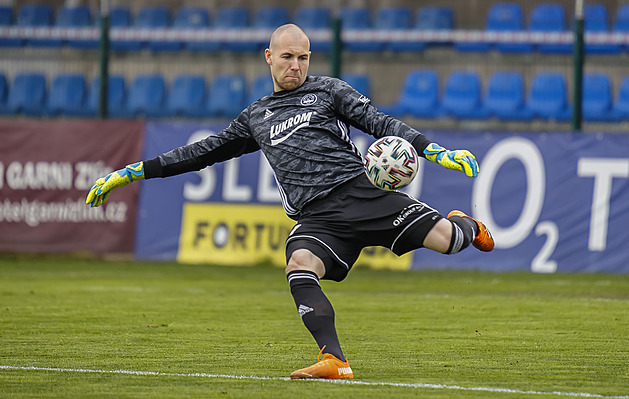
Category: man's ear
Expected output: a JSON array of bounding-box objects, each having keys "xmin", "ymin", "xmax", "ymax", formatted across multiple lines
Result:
[{"xmin": 265, "ymin": 49, "xmax": 272, "ymax": 65}]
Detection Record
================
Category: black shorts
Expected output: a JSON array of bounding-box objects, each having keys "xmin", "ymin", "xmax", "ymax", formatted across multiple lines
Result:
[{"xmin": 285, "ymin": 173, "xmax": 443, "ymax": 281}]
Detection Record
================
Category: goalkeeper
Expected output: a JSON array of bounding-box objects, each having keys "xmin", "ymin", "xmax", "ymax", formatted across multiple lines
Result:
[{"xmin": 87, "ymin": 24, "xmax": 493, "ymax": 380}]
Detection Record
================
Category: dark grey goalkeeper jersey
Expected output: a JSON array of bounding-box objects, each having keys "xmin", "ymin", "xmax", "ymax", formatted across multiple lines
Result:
[{"xmin": 144, "ymin": 75, "xmax": 431, "ymax": 219}]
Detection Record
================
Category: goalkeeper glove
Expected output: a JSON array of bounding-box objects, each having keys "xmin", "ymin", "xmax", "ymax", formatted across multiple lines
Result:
[
  {"xmin": 423, "ymin": 143, "xmax": 479, "ymax": 177},
  {"xmin": 86, "ymin": 162, "xmax": 144, "ymax": 207}
]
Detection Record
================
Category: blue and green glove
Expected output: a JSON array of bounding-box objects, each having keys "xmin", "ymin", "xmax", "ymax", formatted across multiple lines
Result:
[
  {"xmin": 86, "ymin": 162, "xmax": 144, "ymax": 207},
  {"xmin": 423, "ymin": 143, "xmax": 479, "ymax": 177}
]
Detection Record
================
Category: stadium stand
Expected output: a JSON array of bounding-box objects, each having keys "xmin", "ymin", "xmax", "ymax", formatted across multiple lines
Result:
[
  {"xmin": 7, "ymin": 72, "xmax": 47, "ymax": 116},
  {"xmin": 0, "ymin": 73, "xmax": 8, "ymax": 114},
  {"xmin": 487, "ymin": 2, "xmax": 532, "ymax": 53},
  {"xmin": 582, "ymin": 73, "xmax": 620, "ymax": 122},
  {"xmin": 136, "ymin": 6, "xmax": 179, "ymax": 52},
  {"xmin": 166, "ymin": 74, "xmax": 207, "ymax": 118},
  {"xmin": 206, "ymin": 74, "xmax": 247, "ymax": 119},
  {"xmin": 247, "ymin": 74, "xmax": 274, "ymax": 105},
  {"xmin": 81, "ymin": 75, "xmax": 128, "ymax": 118},
  {"xmin": 584, "ymin": 3, "xmax": 620, "ymax": 53},
  {"xmin": 174, "ymin": 7, "xmax": 217, "ymax": 51},
  {"xmin": 293, "ymin": 7, "xmax": 331, "ymax": 52},
  {"xmin": 17, "ymin": 4, "xmax": 56, "ymax": 47},
  {"xmin": 529, "ymin": 2, "xmax": 572, "ymax": 53},
  {"xmin": 126, "ymin": 74, "xmax": 167, "ymax": 118},
  {"xmin": 374, "ymin": 7, "xmax": 423, "ymax": 52},
  {"xmin": 442, "ymin": 70, "xmax": 490, "ymax": 119},
  {"xmin": 415, "ymin": 6, "xmax": 454, "ymax": 30},
  {"xmin": 527, "ymin": 72, "xmax": 571, "ymax": 120},
  {"xmin": 613, "ymin": 75, "xmax": 629, "ymax": 120},
  {"xmin": 378, "ymin": 69, "xmax": 441, "ymax": 118},
  {"xmin": 56, "ymin": 5, "xmax": 95, "ymax": 49},
  {"xmin": 339, "ymin": 7, "xmax": 378, "ymax": 52},
  {"xmin": 485, "ymin": 71, "xmax": 533, "ymax": 121},
  {"xmin": 46, "ymin": 73, "xmax": 87, "ymax": 117},
  {"xmin": 109, "ymin": 7, "xmax": 139, "ymax": 51},
  {"xmin": 215, "ymin": 7, "xmax": 253, "ymax": 51}
]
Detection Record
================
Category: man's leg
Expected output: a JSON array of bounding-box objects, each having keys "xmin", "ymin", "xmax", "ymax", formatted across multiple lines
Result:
[
  {"xmin": 423, "ymin": 211, "xmax": 494, "ymax": 254},
  {"xmin": 285, "ymin": 249, "xmax": 353, "ymax": 379}
]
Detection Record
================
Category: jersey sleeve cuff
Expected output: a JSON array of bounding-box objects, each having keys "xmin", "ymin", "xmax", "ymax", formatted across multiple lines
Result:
[
  {"xmin": 142, "ymin": 157, "xmax": 163, "ymax": 179},
  {"xmin": 412, "ymin": 135, "xmax": 432, "ymax": 158}
]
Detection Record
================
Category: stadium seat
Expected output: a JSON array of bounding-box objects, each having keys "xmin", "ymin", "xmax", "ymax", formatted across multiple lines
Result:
[
  {"xmin": 109, "ymin": 7, "xmax": 140, "ymax": 51},
  {"xmin": 294, "ymin": 7, "xmax": 331, "ymax": 52},
  {"xmin": 485, "ymin": 71, "xmax": 532, "ymax": 120},
  {"xmin": 247, "ymin": 74, "xmax": 274, "ymax": 105},
  {"xmin": 251, "ymin": 6, "xmax": 290, "ymax": 50},
  {"xmin": 0, "ymin": 73, "xmax": 9, "ymax": 114},
  {"xmin": 166, "ymin": 74, "xmax": 207, "ymax": 118},
  {"xmin": 584, "ymin": 3, "xmax": 620, "ymax": 53},
  {"xmin": 0, "ymin": 6, "xmax": 20, "ymax": 47},
  {"xmin": 486, "ymin": 2, "xmax": 532, "ymax": 53},
  {"xmin": 215, "ymin": 7, "xmax": 253, "ymax": 51},
  {"xmin": 378, "ymin": 70, "xmax": 440, "ymax": 118},
  {"xmin": 527, "ymin": 72, "xmax": 571, "ymax": 120},
  {"xmin": 174, "ymin": 7, "xmax": 217, "ymax": 51},
  {"xmin": 206, "ymin": 74, "xmax": 247, "ymax": 119},
  {"xmin": 613, "ymin": 75, "xmax": 629, "ymax": 119},
  {"xmin": 339, "ymin": 7, "xmax": 379, "ymax": 52},
  {"xmin": 342, "ymin": 74, "xmax": 370, "ymax": 98},
  {"xmin": 416, "ymin": 6, "xmax": 454, "ymax": 30},
  {"xmin": 47, "ymin": 73, "xmax": 87, "ymax": 117},
  {"xmin": 442, "ymin": 71, "xmax": 489, "ymax": 119},
  {"xmin": 56, "ymin": 6, "xmax": 96, "ymax": 49},
  {"xmin": 80, "ymin": 75, "xmax": 127, "ymax": 118},
  {"xmin": 582, "ymin": 73, "xmax": 620, "ymax": 122},
  {"xmin": 529, "ymin": 3, "xmax": 572, "ymax": 53},
  {"xmin": 8, "ymin": 72, "xmax": 47, "ymax": 116},
  {"xmin": 375, "ymin": 7, "xmax": 423, "ymax": 52},
  {"xmin": 135, "ymin": 6, "xmax": 179, "ymax": 51},
  {"xmin": 17, "ymin": 5, "xmax": 56, "ymax": 47},
  {"xmin": 126, "ymin": 74, "xmax": 167, "ymax": 118}
]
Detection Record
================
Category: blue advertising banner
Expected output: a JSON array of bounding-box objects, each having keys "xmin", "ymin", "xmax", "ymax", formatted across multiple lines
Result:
[{"xmin": 135, "ymin": 121, "xmax": 629, "ymax": 274}]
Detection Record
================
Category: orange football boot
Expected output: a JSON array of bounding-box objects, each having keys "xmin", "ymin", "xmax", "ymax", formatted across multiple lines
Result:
[
  {"xmin": 447, "ymin": 210, "xmax": 495, "ymax": 252},
  {"xmin": 290, "ymin": 347, "xmax": 354, "ymax": 379}
]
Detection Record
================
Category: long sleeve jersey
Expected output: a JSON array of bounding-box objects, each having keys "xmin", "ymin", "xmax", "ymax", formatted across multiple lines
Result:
[{"xmin": 144, "ymin": 75, "xmax": 432, "ymax": 219}]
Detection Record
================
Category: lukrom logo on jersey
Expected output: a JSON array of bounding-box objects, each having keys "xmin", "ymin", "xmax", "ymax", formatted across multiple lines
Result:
[{"xmin": 269, "ymin": 111, "xmax": 314, "ymax": 146}]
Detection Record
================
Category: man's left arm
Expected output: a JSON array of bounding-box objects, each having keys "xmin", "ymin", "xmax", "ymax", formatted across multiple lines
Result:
[{"xmin": 332, "ymin": 79, "xmax": 479, "ymax": 177}]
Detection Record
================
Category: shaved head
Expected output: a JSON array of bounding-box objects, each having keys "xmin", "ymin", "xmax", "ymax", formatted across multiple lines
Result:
[{"xmin": 265, "ymin": 24, "xmax": 311, "ymax": 92}]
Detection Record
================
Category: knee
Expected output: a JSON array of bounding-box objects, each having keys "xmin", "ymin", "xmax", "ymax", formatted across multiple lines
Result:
[{"xmin": 285, "ymin": 249, "xmax": 326, "ymax": 278}]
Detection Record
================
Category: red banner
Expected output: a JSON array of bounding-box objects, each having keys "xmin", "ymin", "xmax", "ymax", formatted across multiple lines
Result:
[{"xmin": 0, "ymin": 120, "xmax": 144, "ymax": 254}]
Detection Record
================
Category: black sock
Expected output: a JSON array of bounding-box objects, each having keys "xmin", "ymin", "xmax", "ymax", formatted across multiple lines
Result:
[
  {"xmin": 287, "ymin": 270, "xmax": 345, "ymax": 361},
  {"xmin": 447, "ymin": 215, "xmax": 477, "ymax": 254}
]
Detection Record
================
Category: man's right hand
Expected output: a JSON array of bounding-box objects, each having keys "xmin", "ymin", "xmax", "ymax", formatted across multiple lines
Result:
[{"xmin": 86, "ymin": 162, "xmax": 145, "ymax": 207}]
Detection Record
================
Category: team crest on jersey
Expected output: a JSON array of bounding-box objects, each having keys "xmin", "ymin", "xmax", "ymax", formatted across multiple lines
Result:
[
  {"xmin": 269, "ymin": 111, "xmax": 314, "ymax": 146},
  {"xmin": 300, "ymin": 93, "xmax": 317, "ymax": 106}
]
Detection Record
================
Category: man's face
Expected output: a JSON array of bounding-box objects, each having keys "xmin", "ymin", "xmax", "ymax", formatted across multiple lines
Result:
[{"xmin": 265, "ymin": 30, "xmax": 310, "ymax": 92}]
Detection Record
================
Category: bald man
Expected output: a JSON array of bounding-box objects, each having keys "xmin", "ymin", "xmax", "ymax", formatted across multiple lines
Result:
[{"xmin": 87, "ymin": 24, "xmax": 493, "ymax": 379}]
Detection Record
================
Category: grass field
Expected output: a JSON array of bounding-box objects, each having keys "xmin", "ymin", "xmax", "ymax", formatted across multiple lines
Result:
[{"xmin": 0, "ymin": 256, "xmax": 627, "ymax": 398}]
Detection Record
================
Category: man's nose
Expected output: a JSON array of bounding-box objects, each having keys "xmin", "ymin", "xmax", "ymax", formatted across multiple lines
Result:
[{"xmin": 290, "ymin": 59, "xmax": 300, "ymax": 70}]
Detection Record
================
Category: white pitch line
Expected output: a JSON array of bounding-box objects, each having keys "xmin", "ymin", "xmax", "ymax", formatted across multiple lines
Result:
[{"xmin": 1, "ymin": 365, "xmax": 627, "ymax": 399}]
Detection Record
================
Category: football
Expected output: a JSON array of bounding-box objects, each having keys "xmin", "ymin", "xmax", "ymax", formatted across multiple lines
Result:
[{"xmin": 363, "ymin": 136, "xmax": 419, "ymax": 191}]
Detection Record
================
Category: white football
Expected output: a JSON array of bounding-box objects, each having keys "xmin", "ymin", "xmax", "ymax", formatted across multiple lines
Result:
[{"xmin": 363, "ymin": 136, "xmax": 419, "ymax": 191}]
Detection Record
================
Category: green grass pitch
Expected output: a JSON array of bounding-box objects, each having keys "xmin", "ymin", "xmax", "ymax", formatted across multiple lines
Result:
[{"xmin": 0, "ymin": 256, "xmax": 627, "ymax": 398}]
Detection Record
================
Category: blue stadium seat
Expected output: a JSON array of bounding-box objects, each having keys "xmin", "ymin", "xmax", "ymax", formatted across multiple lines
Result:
[
  {"xmin": 126, "ymin": 74, "xmax": 167, "ymax": 118},
  {"xmin": 110, "ymin": 7, "xmax": 140, "ymax": 51},
  {"xmin": 56, "ymin": 6, "xmax": 96, "ymax": 48},
  {"xmin": 415, "ymin": 6, "xmax": 454, "ymax": 30},
  {"xmin": 613, "ymin": 75, "xmax": 629, "ymax": 119},
  {"xmin": 582, "ymin": 73, "xmax": 620, "ymax": 122},
  {"xmin": 529, "ymin": 3, "xmax": 572, "ymax": 53},
  {"xmin": 135, "ymin": 6, "xmax": 179, "ymax": 51},
  {"xmin": 0, "ymin": 73, "xmax": 9, "ymax": 114},
  {"xmin": 487, "ymin": 2, "xmax": 532, "ymax": 53},
  {"xmin": 294, "ymin": 7, "xmax": 331, "ymax": 52},
  {"xmin": 247, "ymin": 74, "xmax": 274, "ymax": 105},
  {"xmin": 206, "ymin": 74, "xmax": 247, "ymax": 118},
  {"xmin": 17, "ymin": 5, "xmax": 56, "ymax": 47},
  {"xmin": 215, "ymin": 7, "xmax": 252, "ymax": 51},
  {"xmin": 485, "ymin": 71, "xmax": 532, "ymax": 120},
  {"xmin": 0, "ymin": 6, "xmax": 20, "ymax": 47},
  {"xmin": 342, "ymin": 74, "xmax": 370, "ymax": 98},
  {"xmin": 166, "ymin": 74, "xmax": 207, "ymax": 118},
  {"xmin": 378, "ymin": 70, "xmax": 440, "ymax": 118},
  {"xmin": 47, "ymin": 73, "xmax": 87, "ymax": 116},
  {"xmin": 584, "ymin": 3, "xmax": 620, "ymax": 53},
  {"xmin": 527, "ymin": 72, "xmax": 571, "ymax": 120},
  {"xmin": 80, "ymin": 75, "xmax": 127, "ymax": 118},
  {"xmin": 375, "ymin": 7, "xmax": 422, "ymax": 52},
  {"xmin": 8, "ymin": 72, "xmax": 47, "ymax": 116},
  {"xmin": 339, "ymin": 7, "xmax": 378, "ymax": 52},
  {"xmin": 174, "ymin": 7, "xmax": 217, "ymax": 51},
  {"xmin": 252, "ymin": 7, "xmax": 290, "ymax": 50},
  {"xmin": 442, "ymin": 71, "xmax": 489, "ymax": 119}
]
